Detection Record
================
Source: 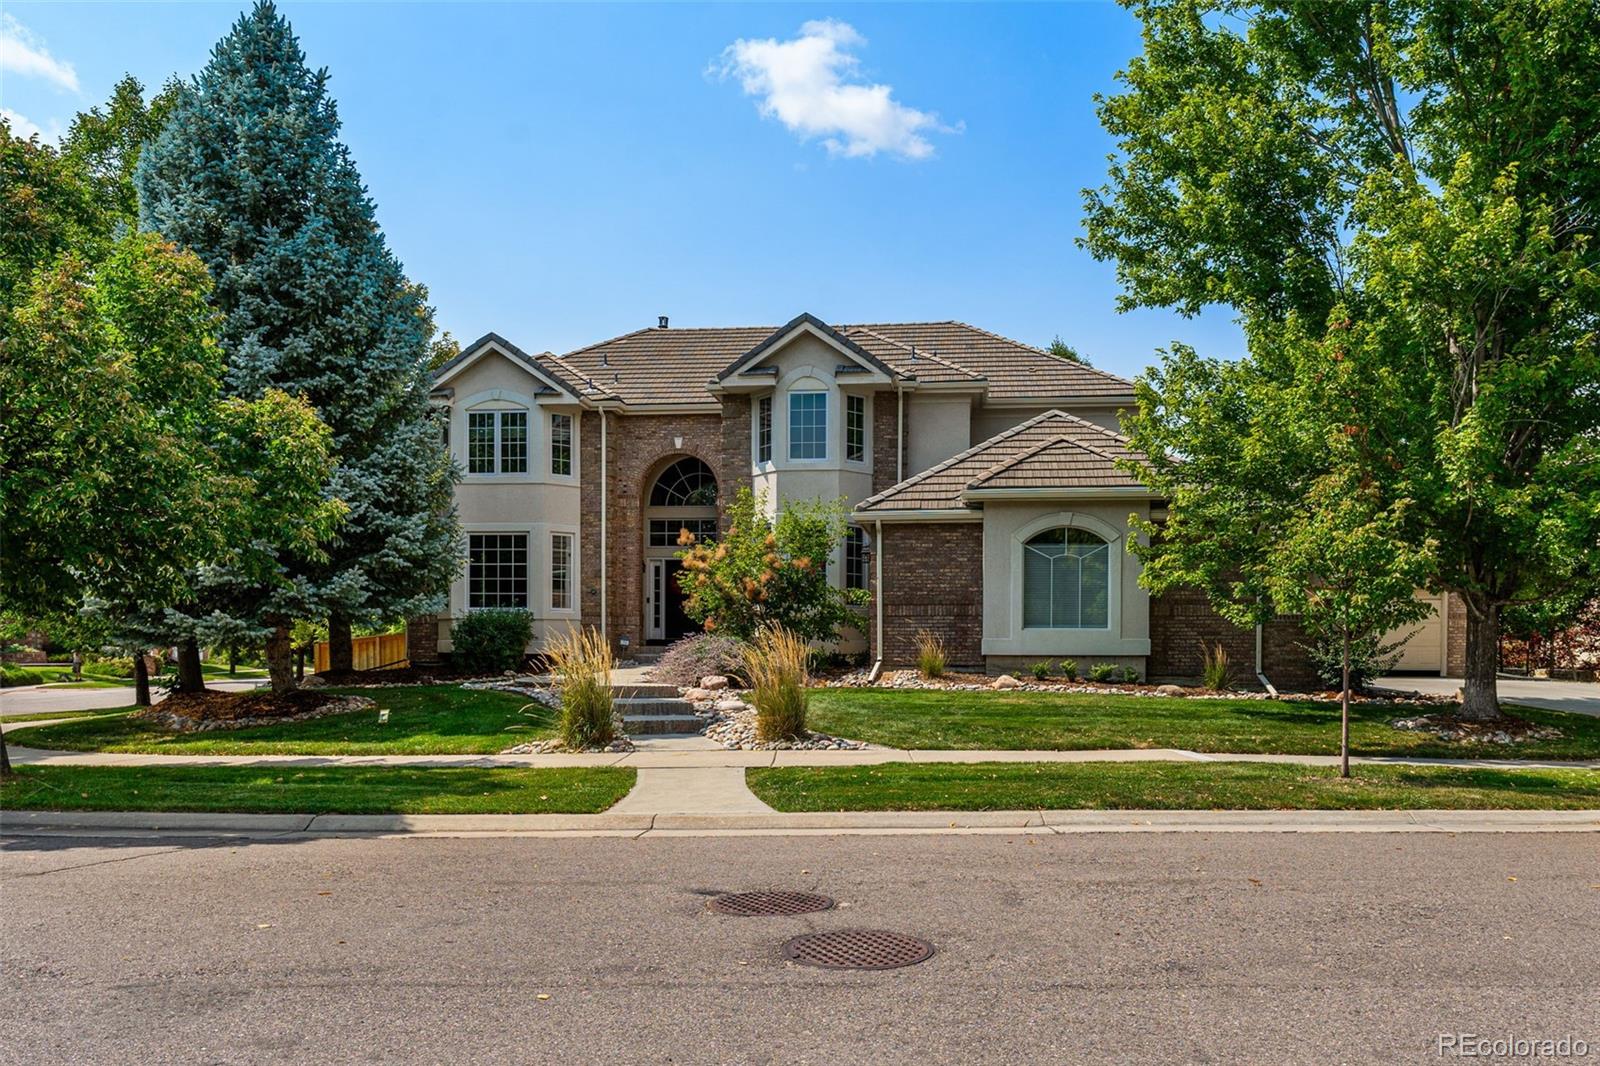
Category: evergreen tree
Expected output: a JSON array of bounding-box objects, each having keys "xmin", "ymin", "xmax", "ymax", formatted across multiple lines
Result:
[{"xmin": 136, "ymin": 1, "xmax": 459, "ymax": 682}]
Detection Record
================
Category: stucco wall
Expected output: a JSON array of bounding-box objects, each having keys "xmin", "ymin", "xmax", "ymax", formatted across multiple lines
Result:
[
  {"xmin": 970, "ymin": 404, "xmax": 1128, "ymax": 443},
  {"xmin": 906, "ymin": 394, "xmax": 972, "ymax": 473}
]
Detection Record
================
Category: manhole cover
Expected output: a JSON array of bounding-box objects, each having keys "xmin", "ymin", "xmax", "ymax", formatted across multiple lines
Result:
[
  {"xmin": 708, "ymin": 891, "xmax": 836, "ymax": 917},
  {"xmin": 781, "ymin": 929, "xmax": 934, "ymax": 970}
]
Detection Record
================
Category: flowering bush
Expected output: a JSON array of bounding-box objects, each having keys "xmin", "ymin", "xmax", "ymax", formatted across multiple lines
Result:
[{"xmin": 676, "ymin": 487, "xmax": 864, "ymax": 643}]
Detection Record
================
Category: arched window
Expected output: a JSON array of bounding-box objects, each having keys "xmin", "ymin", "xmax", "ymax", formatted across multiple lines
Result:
[
  {"xmin": 1022, "ymin": 528, "xmax": 1109, "ymax": 629},
  {"xmin": 649, "ymin": 457, "xmax": 718, "ymax": 507}
]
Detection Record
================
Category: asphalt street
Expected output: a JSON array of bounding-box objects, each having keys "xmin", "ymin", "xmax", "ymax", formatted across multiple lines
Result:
[
  {"xmin": 0, "ymin": 678, "xmax": 264, "ymax": 717},
  {"xmin": 2, "ymin": 830, "xmax": 1596, "ymax": 1065}
]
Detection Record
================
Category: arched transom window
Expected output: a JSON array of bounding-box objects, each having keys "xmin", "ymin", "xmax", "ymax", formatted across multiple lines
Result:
[
  {"xmin": 649, "ymin": 457, "xmax": 718, "ymax": 507},
  {"xmin": 1022, "ymin": 528, "xmax": 1110, "ymax": 629}
]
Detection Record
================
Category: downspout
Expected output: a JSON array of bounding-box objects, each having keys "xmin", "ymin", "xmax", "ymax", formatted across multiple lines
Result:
[
  {"xmin": 599, "ymin": 409, "xmax": 608, "ymax": 642},
  {"xmin": 867, "ymin": 517, "xmax": 886, "ymax": 682},
  {"xmin": 1254, "ymin": 622, "xmax": 1278, "ymax": 697}
]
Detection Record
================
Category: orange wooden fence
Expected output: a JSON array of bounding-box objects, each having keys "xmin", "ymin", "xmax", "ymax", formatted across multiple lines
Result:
[{"xmin": 313, "ymin": 632, "xmax": 408, "ymax": 673}]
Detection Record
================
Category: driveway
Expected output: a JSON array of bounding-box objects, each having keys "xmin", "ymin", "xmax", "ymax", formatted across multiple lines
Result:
[
  {"xmin": 1375, "ymin": 674, "xmax": 1600, "ymax": 718},
  {"xmin": 0, "ymin": 677, "xmax": 264, "ymax": 717}
]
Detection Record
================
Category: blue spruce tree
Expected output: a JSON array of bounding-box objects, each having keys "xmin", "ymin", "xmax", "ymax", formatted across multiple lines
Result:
[{"xmin": 137, "ymin": 0, "xmax": 459, "ymax": 688}]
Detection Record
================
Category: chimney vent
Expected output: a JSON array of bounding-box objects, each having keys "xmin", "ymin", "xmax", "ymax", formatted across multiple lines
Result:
[{"xmin": 658, "ymin": 315, "xmax": 669, "ymax": 329}]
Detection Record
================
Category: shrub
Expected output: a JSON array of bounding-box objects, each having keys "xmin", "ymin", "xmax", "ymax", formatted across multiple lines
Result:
[
  {"xmin": 1029, "ymin": 659, "xmax": 1053, "ymax": 681},
  {"xmin": 915, "ymin": 630, "xmax": 947, "ymax": 679},
  {"xmin": 1302, "ymin": 632, "xmax": 1404, "ymax": 691},
  {"xmin": 88, "ymin": 655, "xmax": 136, "ymax": 678},
  {"xmin": 1058, "ymin": 658, "xmax": 1078, "ymax": 681},
  {"xmin": 740, "ymin": 626, "xmax": 809, "ymax": 741},
  {"xmin": 652, "ymin": 633, "xmax": 746, "ymax": 687},
  {"xmin": 450, "ymin": 609, "xmax": 533, "ymax": 675},
  {"xmin": 546, "ymin": 626, "xmax": 615, "ymax": 749},
  {"xmin": 1087, "ymin": 662, "xmax": 1119, "ymax": 683},
  {"xmin": 1199, "ymin": 642, "xmax": 1234, "ymax": 691}
]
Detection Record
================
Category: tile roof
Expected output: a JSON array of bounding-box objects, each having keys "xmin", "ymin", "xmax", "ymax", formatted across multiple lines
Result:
[
  {"xmin": 854, "ymin": 410, "xmax": 1150, "ymax": 513},
  {"xmin": 502, "ymin": 319, "xmax": 1131, "ymax": 408}
]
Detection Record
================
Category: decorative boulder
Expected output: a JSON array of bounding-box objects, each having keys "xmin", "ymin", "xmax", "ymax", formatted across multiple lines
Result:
[
  {"xmin": 683, "ymin": 687, "xmax": 712, "ymax": 702},
  {"xmin": 1156, "ymin": 684, "xmax": 1187, "ymax": 698},
  {"xmin": 991, "ymin": 674, "xmax": 1022, "ymax": 690},
  {"xmin": 300, "ymin": 674, "xmax": 328, "ymax": 689},
  {"xmin": 714, "ymin": 698, "xmax": 748, "ymax": 713},
  {"xmin": 700, "ymin": 675, "xmax": 730, "ymax": 691}
]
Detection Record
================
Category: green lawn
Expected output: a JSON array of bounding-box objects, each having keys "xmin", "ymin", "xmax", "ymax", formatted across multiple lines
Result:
[
  {"xmin": 0, "ymin": 764, "xmax": 634, "ymax": 814},
  {"xmin": 1, "ymin": 709, "xmax": 123, "ymax": 723},
  {"xmin": 747, "ymin": 761, "xmax": 1600, "ymax": 812},
  {"xmin": 5, "ymin": 685, "xmax": 556, "ymax": 755},
  {"xmin": 807, "ymin": 688, "xmax": 1600, "ymax": 760}
]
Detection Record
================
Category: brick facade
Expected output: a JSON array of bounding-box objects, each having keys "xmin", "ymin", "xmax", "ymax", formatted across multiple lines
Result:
[
  {"xmin": 578, "ymin": 411, "xmax": 728, "ymax": 652},
  {"xmin": 404, "ymin": 613, "xmax": 439, "ymax": 664},
  {"xmin": 872, "ymin": 393, "xmax": 903, "ymax": 494},
  {"xmin": 718, "ymin": 396, "xmax": 755, "ymax": 504},
  {"xmin": 869, "ymin": 522, "xmax": 984, "ymax": 667},
  {"xmin": 1147, "ymin": 584, "xmax": 1321, "ymax": 690}
]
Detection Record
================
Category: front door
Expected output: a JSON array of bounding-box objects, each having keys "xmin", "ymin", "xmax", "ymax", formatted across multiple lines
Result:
[{"xmin": 663, "ymin": 560, "xmax": 698, "ymax": 642}]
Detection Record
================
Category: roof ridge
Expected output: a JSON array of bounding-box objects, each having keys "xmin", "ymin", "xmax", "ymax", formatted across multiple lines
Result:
[
  {"xmin": 946, "ymin": 320, "xmax": 1134, "ymax": 388},
  {"xmin": 539, "ymin": 350, "xmax": 619, "ymax": 399},
  {"xmin": 1041, "ymin": 405, "xmax": 1135, "ymax": 446},
  {"xmin": 854, "ymin": 409, "xmax": 1076, "ymax": 511},
  {"xmin": 557, "ymin": 325, "xmax": 661, "ymax": 360},
  {"xmin": 966, "ymin": 433, "xmax": 1120, "ymax": 489},
  {"xmin": 846, "ymin": 325, "xmax": 982, "ymax": 380}
]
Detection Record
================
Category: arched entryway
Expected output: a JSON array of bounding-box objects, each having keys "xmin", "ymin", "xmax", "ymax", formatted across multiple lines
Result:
[{"xmin": 642, "ymin": 455, "xmax": 717, "ymax": 643}]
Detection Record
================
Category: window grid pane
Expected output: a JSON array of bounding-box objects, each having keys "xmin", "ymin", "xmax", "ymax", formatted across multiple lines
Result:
[
  {"xmin": 468, "ymin": 413, "xmax": 496, "ymax": 474},
  {"xmin": 649, "ymin": 518, "xmax": 718, "ymax": 547},
  {"xmin": 844, "ymin": 525, "xmax": 868, "ymax": 591},
  {"xmin": 550, "ymin": 533, "xmax": 572, "ymax": 610},
  {"xmin": 846, "ymin": 395, "xmax": 865, "ymax": 462},
  {"xmin": 550, "ymin": 413, "xmax": 573, "ymax": 476},
  {"xmin": 757, "ymin": 397, "xmax": 773, "ymax": 463},
  {"xmin": 1022, "ymin": 529, "xmax": 1109, "ymax": 629},
  {"xmin": 789, "ymin": 392, "xmax": 827, "ymax": 460},
  {"xmin": 468, "ymin": 533, "xmax": 528, "ymax": 609},
  {"xmin": 498, "ymin": 412, "xmax": 528, "ymax": 474}
]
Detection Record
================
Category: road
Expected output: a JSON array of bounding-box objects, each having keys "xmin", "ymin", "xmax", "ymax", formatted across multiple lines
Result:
[
  {"xmin": 2, "ymin": 831, "xmax": 1595, "ymax": 1064},
  {"xmin": 1376, "ymin": 675, "xmax": 1600, "ymax": 717},
  {"xmin": 0, "ymin": 677, "xmax": 264, "ymax": 717}
]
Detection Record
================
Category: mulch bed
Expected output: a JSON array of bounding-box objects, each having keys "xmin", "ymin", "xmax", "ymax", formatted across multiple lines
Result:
[{"xmin": 132, "ymin": 689, "xmax": 375, "ymax": 733}]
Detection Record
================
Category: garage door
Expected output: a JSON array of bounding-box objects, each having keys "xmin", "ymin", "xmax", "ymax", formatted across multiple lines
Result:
[{"xmin": 1384, "ymin": 593, "xmax": 1446, "ymax": 673}]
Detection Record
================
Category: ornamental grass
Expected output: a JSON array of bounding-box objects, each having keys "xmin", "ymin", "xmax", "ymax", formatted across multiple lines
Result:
[
  {"xmin": 546, "ymin": 626, "xmax": 615, "ymax": 749},
  {"xmin": 740, "ymin": 625, "xmax": 810, "ymax": 742}
]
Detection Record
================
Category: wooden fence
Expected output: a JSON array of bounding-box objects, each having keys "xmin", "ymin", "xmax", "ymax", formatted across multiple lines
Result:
[{"xmin": 313, "ymin": 632, "xmax": 408, "ymax": 673}]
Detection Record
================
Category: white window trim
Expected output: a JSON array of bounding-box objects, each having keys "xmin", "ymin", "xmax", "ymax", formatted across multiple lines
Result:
[
  {"xmin": 752, "ymin": 394, "xmax": 775, "ymax": 470},
  {"xmin": 547, "ymin": 410, "xmax": 578, "ymax": 482},
  {"xmin": 458, "ymin": 388, "xmax": 540, "ymax": 482},
  {"xmin": 843, "ymin": 392, "xmax": 870, "ymax": 468},
  {"xmin": 787, "ymin": 389, "xmax": 830, "ymax": 463},
  {"xmin": 548, "ymin": 528, "xmax": 579, "ymax": 615},
  {"xmin": 464, "ymin": 529, "xmax": 532, "ymax": 611}
]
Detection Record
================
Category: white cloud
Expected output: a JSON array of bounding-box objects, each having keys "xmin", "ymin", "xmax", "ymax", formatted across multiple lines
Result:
[
  {"xmin": 715, "ymin": 19, "xmax": 956, "ymax": 161},
  {"xmin": 1, "ymin": 14, "xmax": 79, "ymax": 93},
  {"xmin": 2, "ymin": 106, "xmax": 61, "ymax": 144}
]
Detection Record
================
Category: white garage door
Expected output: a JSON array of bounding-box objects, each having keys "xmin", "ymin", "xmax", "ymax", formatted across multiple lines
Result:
[{"xmin": 1384, "ymin": 593, "xmax": 1446, "ymax": 673}]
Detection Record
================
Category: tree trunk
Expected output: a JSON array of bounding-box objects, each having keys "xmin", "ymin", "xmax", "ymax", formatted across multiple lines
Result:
[
  {"xmin": 228, "ymin": 643, "xmax": 236, "ymax": 676},
  {"xmin": 1340, "ymin": 628, "xmax": 1351, "ymax": 779},
  {"xmin": 328, "ymin": 612, "xmax": 353, "ymax": 675},
  {"xmin": 133, "ymin": 651, "xmax": 152, "ymax": 707},
  {"xmin": 1459, "ymin": 601, "xmax": 1503, "ymax": 722},
  {"xmin": 0, "ymin": 729, "xmax": 11, "ymax": 777},
  {"xmin": 265, "ymin": 620, "xmax": 295, "ymax": 695},
  {"xmin": 175, "ymin": 638, "xmax": 206, "ymax": 693}
]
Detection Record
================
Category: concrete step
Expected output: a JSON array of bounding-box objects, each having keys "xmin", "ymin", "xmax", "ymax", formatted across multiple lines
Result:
[
  {"xmin": 612, "ymin": 683, "xmax": 680, "ymax": 699},
  {"xmin": 622, "ymin": 714, "xmax": 707, "ymax": 736},
  {"xmin": 615, "ymin": 696, "xmax": 695, "ymax": 715}
]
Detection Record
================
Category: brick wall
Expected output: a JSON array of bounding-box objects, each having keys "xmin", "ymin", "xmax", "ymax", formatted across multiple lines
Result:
[
  {"xmin": 872, "ymin": 392, "xmax": 903, "ymax": 493},
  {"xmin": 870, "ymin": 522, "xmax": 984, "ymax": 666},
  {"xmin": 1147, "ymin": 584, "xmax": 1321, "ymax": 690},
  {"xmin": 579, "ymin": 411, "xmax": 727, "ymax": 652},
  {"xmin": 719, "ymin": 396, "xmax": 755, "ymax": 506},
  {"xmin": 405, "ymin": 613, "xmax": 439, "ymax": 664}
]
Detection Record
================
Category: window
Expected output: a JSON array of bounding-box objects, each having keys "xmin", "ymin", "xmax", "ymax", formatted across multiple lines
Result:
[
  {"xmin": 550, "ymin": 532, "xmax": 573, "ymax": 610},
  {"xmin": 756, "ymin": 396, "xmax": 773, "ymax": 463},
  {"xmin": 550, "ymin": 413, "xmax": 573, "ymax": 476},
  {"xmin": 844, "ymin": 525, "xmax": 869, "ymax": 591},
  {"xmin": 1022, "ymin": 529, "xmax": 1109, "ymax": 629},
  {"xmin": 649, "ymin": 457, "xmax": 717, "ymax": 506},
  {"xmin": 789, "ymin": 391, "xmax": 827, "ymax": 460},
  {"xmin": 846, "ymin": 395, "xmax": 866, "ymax": 462},
  {"xmin": 649, "ymin": 518, "xmax": 718, "ymax": 546},
  {"xmin": 468, "ymin": 533, "xmax": 528, "ymax": 609},
  {"xmin": 467, "ymin": 410, "xmax": 528, "ymax": 474}
]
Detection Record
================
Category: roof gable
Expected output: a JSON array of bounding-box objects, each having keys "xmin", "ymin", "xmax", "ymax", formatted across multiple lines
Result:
[
  {"xmin": 716, "ymin": 312, "xmax": 897, "ymax": 383},
  {"xmin": 433, "ymin": 332, "xmax": 583, "ymax": 400}
]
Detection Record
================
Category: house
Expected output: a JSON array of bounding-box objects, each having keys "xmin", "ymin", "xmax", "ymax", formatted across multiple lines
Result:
[{"xmin": 411, "ymin": 312, "xmax": 1466, "ymax": 686}]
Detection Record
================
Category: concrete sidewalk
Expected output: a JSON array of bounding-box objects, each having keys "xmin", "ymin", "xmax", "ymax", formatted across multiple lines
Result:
[{"xmin": 4, "ymin": 807, "xmax": 1597, "ymax": 839}]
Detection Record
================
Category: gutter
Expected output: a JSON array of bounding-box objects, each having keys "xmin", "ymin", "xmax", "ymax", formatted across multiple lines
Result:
[{"xmin": 1254, "ymin": 623, "xmax": 1278, "ymax": 697}]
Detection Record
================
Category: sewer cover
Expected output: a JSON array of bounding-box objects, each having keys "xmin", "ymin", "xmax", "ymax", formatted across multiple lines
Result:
[
  {"xmin": 781, "ymin": 929, "xmax": 934, "ymax": 971},
  {"xmin": 708, "ymin": 891, "xmax": 836, "ymax": 917}
]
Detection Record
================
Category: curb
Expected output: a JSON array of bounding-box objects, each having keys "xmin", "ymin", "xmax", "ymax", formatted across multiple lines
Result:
[{"xmin": 5, "ymin": 808, "xmax": 1598, "ymax": 839}]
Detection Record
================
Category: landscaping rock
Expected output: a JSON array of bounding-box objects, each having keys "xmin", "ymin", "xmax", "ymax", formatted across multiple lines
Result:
[
  {"xmin": 700, "ymin": 674, "xmax": 730, "ymax": 691},
  {"xmin": 299, "ymin": 675, "xmax": 328, "ymax": 689},
  {"xmin": 682, "ymin": 687, "xmax": 712, "ymax": 702},
  {"xmin": 714, "ymin": 698, "xmax": 749, "ymax": 713},
  {"xmin": 991, "ymin": 674, "xmax": 1022, "ymax": 690},
  {"xmin": 700, "ymin": 698, "xmax": 867, "ymax": 751},
  {"xmin": 1156, "ymin": 684, "xmax": 1187, "ymax": 697}
]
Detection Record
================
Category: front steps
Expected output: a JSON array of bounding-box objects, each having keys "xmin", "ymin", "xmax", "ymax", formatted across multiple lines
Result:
[{"xmin": 616, "ymin": 693, "xmax": 703, "ymax": 736}]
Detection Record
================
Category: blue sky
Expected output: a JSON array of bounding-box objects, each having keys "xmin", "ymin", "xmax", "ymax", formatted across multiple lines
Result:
[{"xmin": 2, "ymin": 2, "xmax": 1244, "ymax": 381}]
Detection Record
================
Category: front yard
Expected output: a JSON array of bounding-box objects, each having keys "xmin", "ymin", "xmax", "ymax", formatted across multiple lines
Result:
[
  {"xmin": 0, "ymin": 765, "xmax": 635, "ymax": 814},
  {"xmin": 806, "ymin": 688, "xmax": 1600, "ymax": 760},
  {"xmin": 5, "ymin": 685, "xmax": 555, "ymax": 755},
  {"xmin": 747, "ymin": 762, "xmax": 1600, "ymax": 812}
]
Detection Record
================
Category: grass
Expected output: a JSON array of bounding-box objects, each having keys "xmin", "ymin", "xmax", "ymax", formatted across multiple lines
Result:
[
  {"xmin": 747, "ymin": 761, "xmax": 1600, "ymax": 812},
  {"xmin": 5, "ymin": 685, "xmax": 557, "ymax": 755},
  {"xmin": 0, "ymin": 709, "xmax": 124, "ymax": 723},
  {"xmin": 0, "ymin": 764, "xmax": 635, "ymax": 814},
  {"xmin": 806, "ymin": 687, "xmax": 1600, "ymax": 761}
]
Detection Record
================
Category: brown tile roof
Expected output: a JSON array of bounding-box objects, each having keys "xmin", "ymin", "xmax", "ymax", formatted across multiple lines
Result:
[
  {"xmin": 509, "ymin": 317, "xmax": 1131, "ymax": 408},
  {"xmin": 854, "ymin": 410, "xmax": 1150, "ymax": 513}
]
